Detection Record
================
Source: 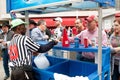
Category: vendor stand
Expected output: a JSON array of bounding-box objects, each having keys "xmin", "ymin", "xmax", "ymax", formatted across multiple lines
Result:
[
  {"xmin": 35, "ymin": 41, "xmax": 110, "ymax": 80},
  {"xmin": 7, "ymin": 0, "xmax": 115, "ymax": 80}
]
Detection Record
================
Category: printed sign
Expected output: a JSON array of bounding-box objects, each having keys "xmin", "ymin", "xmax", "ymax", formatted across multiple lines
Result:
[
  {"xmin": 9, "ymin": 0, "xmax": 64, "ymax": 10},
  {"xmin": 6, "ymin": 0, "xmax": 115, "ymax": 13}
]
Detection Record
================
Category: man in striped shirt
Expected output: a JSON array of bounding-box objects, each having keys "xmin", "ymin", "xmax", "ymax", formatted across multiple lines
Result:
[{"xmin": 8, "ymin": 19, "xmax": 58, "ymax": 80}]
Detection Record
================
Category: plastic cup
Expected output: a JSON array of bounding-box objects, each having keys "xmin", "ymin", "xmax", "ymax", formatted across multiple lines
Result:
[
  {"xmin": 91, "ymin": 38, "xmax": 96, "ymax": 47},
  {"xmin": 74, "ymin": 38, "xmax": 79, "ymax": 48},
  {"xmin": 84, "ymin": 38, "xmax": 88, "ymax": 48}
]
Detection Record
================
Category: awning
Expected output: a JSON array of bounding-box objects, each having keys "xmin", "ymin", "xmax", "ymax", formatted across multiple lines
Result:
[
  {"xmin": 7, "ymin": 1, "xmax": 115, "ymax": 80},
  {"xmin": 7, "ymin": 0, "xmax": 115, "ymax": 13},
  {"xmin": 31, "ymin": 17, "xmax": 78, "ymax": 27}
]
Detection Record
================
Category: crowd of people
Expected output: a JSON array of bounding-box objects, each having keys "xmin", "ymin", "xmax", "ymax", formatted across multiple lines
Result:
[{"xmin": 0, "ymin": 13, "xmax": 120, "ymax": 80}]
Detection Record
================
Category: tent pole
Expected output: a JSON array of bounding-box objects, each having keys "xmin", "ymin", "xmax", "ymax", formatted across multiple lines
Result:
[
  {"xmin": 76, "ymin": 10, "xmax": 79, "ymax": 19},
  {"xmin": 98, "ymin": 4, "xmax": 102, "ymax": 80},
  {"xmin": 25, "ymin": 11, "xmax": 29, "ymax": 37}
]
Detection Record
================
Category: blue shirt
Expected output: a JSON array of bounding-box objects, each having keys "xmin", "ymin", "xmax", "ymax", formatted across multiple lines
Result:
[{"xmin": 31, "ymin": 27, "xmax": 47, "ymax": 42}]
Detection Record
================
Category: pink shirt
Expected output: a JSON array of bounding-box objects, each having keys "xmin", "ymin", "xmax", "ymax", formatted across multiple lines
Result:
[{"xmin": 69, "ymin": 28, "xmax": 108, "ymax": 59}]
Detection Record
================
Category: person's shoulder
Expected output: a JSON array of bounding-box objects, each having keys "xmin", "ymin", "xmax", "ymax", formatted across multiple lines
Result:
[
  {"xmin": 23, "ymin": 35, "xmax": 31, "ymax": 40},
  {"xmin": 8, "ymin": 30, "xmax": 14, "ymax": 34},
  {"xmin": 81, "ymin": 29, "xmax": 87, "ymax": 33},
  {"xmin": 31, "ymin": 27, "xmax": 39, "ymax": 32},
  {"xmin": 32, "ymin": 27, "xmax": 38, "ymax": 30}
]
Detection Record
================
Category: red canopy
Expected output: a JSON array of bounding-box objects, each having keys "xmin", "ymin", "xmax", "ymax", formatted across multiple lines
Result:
[{"xmin": 31, "ymin": 17, "xmax": 76, "ymax": 28}]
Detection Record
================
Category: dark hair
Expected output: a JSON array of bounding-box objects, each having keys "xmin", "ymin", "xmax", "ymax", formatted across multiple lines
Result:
[
  {"xmin": 2, "ymin": 22, "xmax": 10, "ymax": 29},
  {"xmin": 29, "ymin": 19, "xmax": 37, "ymax": 25},
  {"xmin": 37, "ymin": 20, "xmax": 46, "ymax": 26},
  {"xmin": 114, "ymin": 20, "xmax": 120, "ymax": 25}
]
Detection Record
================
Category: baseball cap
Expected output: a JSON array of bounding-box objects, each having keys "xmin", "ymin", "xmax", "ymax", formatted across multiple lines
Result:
[
  {"xmin": 115, "ymin": 13, "xmax": 120, "ymax": 17},
  {"xmin": 53, "ymin": 17, "xmax": 62, "ymax": 22},
  {"xmin": 11, "ymin": 19, "xmax": 27, "ymax": 29},
  {"xmin": 86, "ymin": 15, "xmax": 98, "ymax": 22}
]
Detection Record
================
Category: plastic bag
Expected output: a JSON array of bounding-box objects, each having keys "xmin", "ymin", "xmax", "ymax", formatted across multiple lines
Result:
[{"xmin": 34, "ymin": 54, "xmax": 50, "ymax": 69}]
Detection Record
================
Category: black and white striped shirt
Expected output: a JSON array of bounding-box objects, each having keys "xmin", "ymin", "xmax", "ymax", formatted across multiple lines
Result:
[{"xmin": 8, "ymin": 34, "xmax": 40, "ymax": 67}]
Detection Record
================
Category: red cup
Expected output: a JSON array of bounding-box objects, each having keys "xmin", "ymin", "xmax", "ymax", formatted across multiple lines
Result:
[{"xmin": 84, "ymin": 38, "xmax": 88, "ymax": 48}]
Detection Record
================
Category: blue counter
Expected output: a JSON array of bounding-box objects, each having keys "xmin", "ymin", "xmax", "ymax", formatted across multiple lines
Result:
[
  {"xmin": 37, "ymin": 41, "xmax": 111, "ymax": 80},
  {"xmin": 53, "ymin": 42, "xmax": 109, "ymax": 53}
]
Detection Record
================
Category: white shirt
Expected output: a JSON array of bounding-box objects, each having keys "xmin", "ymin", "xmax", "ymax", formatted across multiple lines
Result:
[{"xmin": 54, "ymin": 27, "xmax": 62, "ymax": 39}]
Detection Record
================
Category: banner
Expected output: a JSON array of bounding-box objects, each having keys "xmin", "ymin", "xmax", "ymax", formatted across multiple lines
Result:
[
  {"xmin": 6, "ymin": 0, "xmax": 115, "ymax": 13},
  {"xmin": 91, "ymin": 0, "xmax": 115, "ymax": 7},
  {"xmin": 10, "ymin": 0, "xmax": 64, "ymax": 10}
]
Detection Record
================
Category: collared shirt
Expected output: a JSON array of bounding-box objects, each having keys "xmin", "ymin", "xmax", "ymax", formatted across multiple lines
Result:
[
  {"xmin": 76, "ymin": 28, "xmax": 108, "ymax": 46},
  {"xmin": 31, "ymin": 27, "xmax": 47, "ymax": 42},
  {"xmin": 69, "ymin": 27, "xmax": 108, "ymax": 59}
]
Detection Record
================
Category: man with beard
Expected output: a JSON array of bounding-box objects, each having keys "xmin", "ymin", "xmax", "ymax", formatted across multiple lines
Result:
[{"xmin": 53, "ymin": 17, "xmax": 63, "ymax": 58}]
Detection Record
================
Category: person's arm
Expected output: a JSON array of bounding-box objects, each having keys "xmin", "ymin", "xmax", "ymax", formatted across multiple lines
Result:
[
  {"xmin": 102, "ymin": 30, "xmax": 108, "ymax": 46},
  {"xmin": 68, "ymin": 31, "xmax": 82, "ymax": 43},
  {"xmin": 26, "ymin": 37, "xmax": 58, "ymax": 53},
  {"xmin": 0, "ymin": 39, "xmax": 3, "ymax": 43},
  {"xmin": 0, "ymin": 41, "xmax": 10, "ymax": 48},
  {"xmin": 37, "ymin": 40, "xmax": 57, "ymax": 53}
]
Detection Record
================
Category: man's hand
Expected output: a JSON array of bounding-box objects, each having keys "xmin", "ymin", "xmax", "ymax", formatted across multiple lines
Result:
[
  {"xmin": 0, "ymin": 39, "xmax": 4, "ymax": 43},
  {"xmin": 53, "ymin": 39, "xmax": 59, "ymax": 45},
  {"xmin": 2, "ymin": 42, "xmax": 7, "ymax": 46},
  {"xmin": 44, "ymin": 35, "xmax": 49, "ymax": 40}
]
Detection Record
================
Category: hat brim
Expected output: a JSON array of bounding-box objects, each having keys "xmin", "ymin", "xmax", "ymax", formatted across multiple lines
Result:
[
  {"xmin": 11, "ymin": 22, "xmax": 27, "ymax": 29},
  {"xmin": 85, "ymin": 18, "xmax": 92, "ymax": 22},
  {"xmin": 115, "ymin": 15, "xmax": 120, "ymax": 17},
  {"xmin": 115, "ymin": 13, "xmax": 120, "ymax": 17}
]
